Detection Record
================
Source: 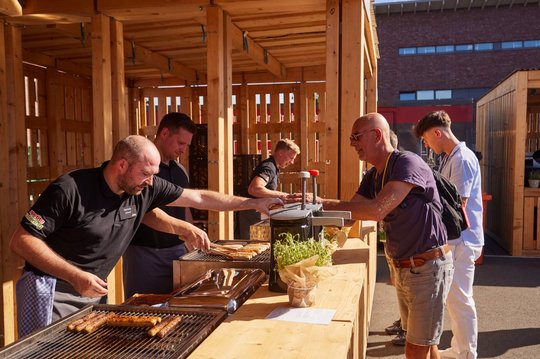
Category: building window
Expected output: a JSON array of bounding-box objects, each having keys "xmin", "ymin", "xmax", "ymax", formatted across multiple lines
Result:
[
  {"xmin": 417, "ymin": 46, "xmax": 436, "ymax": 54},
  {"xmin": 400, "ymin": 89, "xmax": 453, "ymax": 102},
  {"xmin": 399, "ymin": 47, "xmax": 416, "ymax": 55},
  {"xmin": 417, "ymin": 90, "xmax": 434, "ymax": 100},
  {"xmin": 435, "ymin": 90, "xmax": 452, "ymax": 100},
  {"xmin": 399, "ymin": 92, "xmax": 416, "ymax": 101},
  {"xmin": 524, "ymin": 40, "xmax": 540, "ymax": 48},
  {"xmin": 501, "ymin": 41, "xmax": 523, "ymax": 49},
  {"xmin": 436, "ymin": 45, "xmax": 454, "ymax": 53},
  {"xmin": 474, "ymin": 43, "xmax": 493, "ymax": 51},
  {"xmin": 455, "ymin": 44, "xmax": 474, "ymax": 52}
]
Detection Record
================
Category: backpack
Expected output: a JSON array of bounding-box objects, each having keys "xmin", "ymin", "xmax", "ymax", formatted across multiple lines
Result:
[{"xmin": 430, "ymin": 170, "xmax": 469, "ymax": 240}]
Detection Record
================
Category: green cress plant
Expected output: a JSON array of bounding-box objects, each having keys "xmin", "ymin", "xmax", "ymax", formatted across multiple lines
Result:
[{"xmin": 273, "ymin": 232, "xmax": 333, "ymax": 271}]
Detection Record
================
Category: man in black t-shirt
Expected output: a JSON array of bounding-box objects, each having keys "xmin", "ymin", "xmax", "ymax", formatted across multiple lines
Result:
[
  {"xmin": 124, "ymin": 113, "xmax": 197, "ymax": 297},
  {"xmin": 236, "ymin": 139, "xmax": 300, "ymax": 239},
  {"xmin": 10, "ymin": 135, "xmax": 282, "ymax": 337}
]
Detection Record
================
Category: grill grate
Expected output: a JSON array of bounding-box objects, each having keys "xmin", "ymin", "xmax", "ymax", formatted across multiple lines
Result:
[
  {"xmin": 180, "ymin": 240, "xmax": 270, "ymax": 263},
  {"xmin": 0, "ymin": 305, "xmax": 227, "ymax": 359}
]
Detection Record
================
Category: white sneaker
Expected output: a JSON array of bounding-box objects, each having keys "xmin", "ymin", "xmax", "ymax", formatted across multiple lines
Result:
[{"xmin": 439, "ymin": 348, "xmax": 458, "ymax": 359}]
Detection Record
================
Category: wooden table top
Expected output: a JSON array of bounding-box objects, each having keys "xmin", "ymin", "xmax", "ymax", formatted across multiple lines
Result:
[{"xmin": 188, "ymin": 238, "xmax": 369, "ymax": 359}]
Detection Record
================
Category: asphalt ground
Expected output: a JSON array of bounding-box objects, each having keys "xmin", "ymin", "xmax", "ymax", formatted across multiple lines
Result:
[{"xmin": 366, "ymin": 238, "xmax": 540, "ymax": 359}]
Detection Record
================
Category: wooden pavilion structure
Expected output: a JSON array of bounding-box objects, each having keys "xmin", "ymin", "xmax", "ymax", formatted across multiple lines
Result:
[{"xmin": 0, "ymin": 0, "xmax": 378, "ymax": 344}]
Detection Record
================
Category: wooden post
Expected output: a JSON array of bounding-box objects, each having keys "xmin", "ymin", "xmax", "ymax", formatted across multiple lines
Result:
[
  {"xmin": 223, "ymin": 12, "xmax": 234, "ymax": 239},
  {"xmin": 4, "ymin": 23, "xmax": 26, "ymax": 344},
  {"xmin": 91, "ymin": 14, "xmax": 113, "ymax": 165},
  {"xmin": 325, "ymin": 0, "xmax": 340, "ymax": 200},
  {"xmin": 110, "ymin": 17, "xmax": 126, "ymax": 304},
  {"xmin": 45, "ymin": 68, "xmax": 64, "ymax": 180},
  {"xmin": 206, "ymin": 5, "xmax": 226, "ymax": 240},
  {"xmin": 92, "ymin": 14, "xmax": 119, "ymax": 302},
  {"xmin": 240, "ymin": 83, "xmax": 249, "ymax": 154},
  {"xmin": 299, "ymin": 83, "xmax": 309, "ymax": 170},
  {"xmin": 0, "ymin": 22, "xmax": 13, "ymax": 346},
  {"xmin": 111, "ymin": 18, "xmax": 127, "ymax": 143}
]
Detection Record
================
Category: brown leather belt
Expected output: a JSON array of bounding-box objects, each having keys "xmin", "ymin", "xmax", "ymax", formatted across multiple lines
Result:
[{"xmin": 391, "ymin": 244, "xmax": 450, "ymax": 268}]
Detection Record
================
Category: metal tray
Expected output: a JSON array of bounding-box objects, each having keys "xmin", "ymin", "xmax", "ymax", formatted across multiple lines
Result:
[{"xmin": 169, "ymin": 268, "xmax": 266, "ymax": 314}]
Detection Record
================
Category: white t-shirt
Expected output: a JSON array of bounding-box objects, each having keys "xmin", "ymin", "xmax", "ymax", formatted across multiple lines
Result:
[{"xmin": 439, "ymin": 142, "xmax": 484, "ymax": 247}]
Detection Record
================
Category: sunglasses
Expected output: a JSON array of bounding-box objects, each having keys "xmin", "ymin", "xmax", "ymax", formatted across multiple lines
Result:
[{"xmin": 349, "ymin": 128, "xmax": 375, "ymax": 142}]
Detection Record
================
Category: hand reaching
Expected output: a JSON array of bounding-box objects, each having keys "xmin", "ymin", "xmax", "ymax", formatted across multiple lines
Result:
[
  {"xmin": 71, "ymin": 271, "xmax": 108, "ymax": 298},
  {"xmin": 181, "ymin": 223, "xmax": 211, "ymax": 251},
  {"xmin": 251, "ymin": 197, "xmax": 284, "ymax": 215}
]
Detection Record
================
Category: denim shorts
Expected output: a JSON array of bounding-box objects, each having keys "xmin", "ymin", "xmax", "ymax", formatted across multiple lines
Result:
[{"xmin": 393, "ymin": 251, "xmax": 454, "ymax": 346}]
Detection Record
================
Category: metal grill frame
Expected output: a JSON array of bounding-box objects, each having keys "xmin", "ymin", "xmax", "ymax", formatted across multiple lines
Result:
[
  {"xmin": 174, "ymin": 240, "xmax": 270, "ymax": 287},
  {"xmin": 0, "ymin": 304, "xmax": 227, "ymax": 359}
]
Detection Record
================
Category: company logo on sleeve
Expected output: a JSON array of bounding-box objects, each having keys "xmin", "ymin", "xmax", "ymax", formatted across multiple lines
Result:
[{"xmin": 25, "ymin": 210, "xmax": 45, "ymax": 230}]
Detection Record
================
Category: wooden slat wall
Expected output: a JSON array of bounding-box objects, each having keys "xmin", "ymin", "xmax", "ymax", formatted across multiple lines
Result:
[{"xmin": 135, "ymin": 83, "xmax": 332, "ymax": 199}]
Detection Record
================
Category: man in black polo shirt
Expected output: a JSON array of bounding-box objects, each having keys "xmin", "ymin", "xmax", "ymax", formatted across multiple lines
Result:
[
  {"xmin": 10, "ymin": 135, "xmax": 281, "ymax": 337},
  {"xmin": 123, "ymin": 112, "xmax": 196, "ymax": 297},
  {"xmin": 236, "ymin": 139, "xmax": 300, "ymax": 239}
]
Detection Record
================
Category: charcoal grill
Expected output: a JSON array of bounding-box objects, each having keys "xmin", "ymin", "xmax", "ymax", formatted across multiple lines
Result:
[
  {"xmin": 0, "ymin": 304, "xmax": 227, "ymax": 359},
  {"xmin": 173, "ymin": 240, "xmax": 270, "ymax": 287}
]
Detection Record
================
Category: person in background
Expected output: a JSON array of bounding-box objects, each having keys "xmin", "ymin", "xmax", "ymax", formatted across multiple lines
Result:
[
  {"xmin": 319, "ymin": 112, "xmax": 453, "ymax": 358},
  {"xmin": 236, "ymin": 138, "xmax": 300, "ymax": 239},
  {"xmin": 415, "ymin": 110, "xmax": 484, "ymax": 359},
  {"xmin": 10, "ymin": 135, "xmax": 282, "ymax": 338},
  {"xmin": 123, "ymin": 112, "xmax": 196, "ymax": 298}
]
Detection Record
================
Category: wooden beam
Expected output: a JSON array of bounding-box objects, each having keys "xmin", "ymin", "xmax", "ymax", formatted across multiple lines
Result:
[
  {"xmin": 229, "ymin": 24, "xmax": 287, "ymax": 79},
  {"xmin": 22, "ymin": 49, "xmax": 92, "ymax": 78},
  {"xmin": 124, "ymin": 42, "xmax": 204, "ymax": 83},
  {"xmin": 46, "ymin": 23, "xmax": 203, "ymax": 83},
  {"xmin": 0, "ymin": 0, "xmax": 21, "ymax": 16},
  {"xmin": 97, "ymin": 0, "xmax": 208, "ymax": 21},
  {"xmin": 21, "ymin": 0, "xmax": 94, "ymax": 15}
]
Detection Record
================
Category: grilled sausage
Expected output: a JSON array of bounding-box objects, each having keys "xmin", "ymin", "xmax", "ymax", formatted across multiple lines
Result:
[
  {"xmin": 156, "ymin": 316, "xmax": 182, "ymax": 338},
  {"xmin": 75, "ymin": 312, "xmax": 109, "ymax": 332},
  {"xmin": 67, "ymin": 312, "xmax": 98, "ymax": 331},
  {"xmin": 84, "ymin": 312, "xmax": 116, "ymax": 333},
  {"xmin": 147, "ymin": 317, "xmax": 173, "ymax": 337},
  {"xmin": 107, "ymin": 315, "xmax": 162, "ymax": 327}
]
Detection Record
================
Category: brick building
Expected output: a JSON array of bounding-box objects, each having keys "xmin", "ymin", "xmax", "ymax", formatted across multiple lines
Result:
[{"xmin": 374, "ymin": 0, "xmax": 540, "ymax": 154}]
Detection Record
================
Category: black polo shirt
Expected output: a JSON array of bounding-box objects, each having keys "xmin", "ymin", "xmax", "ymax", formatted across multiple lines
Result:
[
  {"xmin": 20, "ymin": 162, "xmax": 183, "ymax": 280},
  {"xmin": 245, "ymin": 156, "xmax": 280, "ymax": 198},
  {"xmin": 130, "ymin": 160, "xmax": 190, "ymax": 248}
]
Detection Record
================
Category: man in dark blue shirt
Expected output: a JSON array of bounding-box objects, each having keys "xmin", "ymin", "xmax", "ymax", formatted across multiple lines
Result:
[{"xmin": 124, "ymin": 112, "xmax": 197, "ymax": 297}]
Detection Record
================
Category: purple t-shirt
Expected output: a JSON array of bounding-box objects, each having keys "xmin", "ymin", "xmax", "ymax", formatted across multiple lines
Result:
[{"xmin": 357, "ymin": 151, "xmax": 447, "ymax": 259}]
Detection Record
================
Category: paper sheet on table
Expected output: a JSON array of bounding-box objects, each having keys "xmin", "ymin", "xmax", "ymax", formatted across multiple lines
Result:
[{"xmin": 266, "ymin": 307, "xmax": 336, "ymax": 325}]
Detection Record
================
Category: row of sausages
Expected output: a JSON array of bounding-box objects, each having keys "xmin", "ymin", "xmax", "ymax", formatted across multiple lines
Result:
[{"xmin": 66, "ymin": 311, "xmax": 182, "ymax": 338}]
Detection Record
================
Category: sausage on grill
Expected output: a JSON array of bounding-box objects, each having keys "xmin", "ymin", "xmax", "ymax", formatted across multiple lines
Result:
[
  {"xmin": 107, "ymin": 315, "xmax": 162, "ymax": 327},
  {"xmin": 84, "ymin": 312, "xmax": 116, "ymax": 333},
  {"xmin": 156, "ymin": 316, "xmax": 182, "ymax": 338},
  {"xmin": 67, "ymin": 312, "xmax": 98, "ymax": 331}
]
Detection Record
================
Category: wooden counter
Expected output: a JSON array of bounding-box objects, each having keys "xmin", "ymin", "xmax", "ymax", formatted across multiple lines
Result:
[{"xmin": 188, "ymin": 237, "xmax": 370, "ymax": 359}]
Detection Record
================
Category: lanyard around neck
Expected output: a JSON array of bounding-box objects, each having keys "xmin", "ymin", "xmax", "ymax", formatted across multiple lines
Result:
[{"xmin": 381, "ymin": 152, "xmax": 392, "ymax": 190}]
